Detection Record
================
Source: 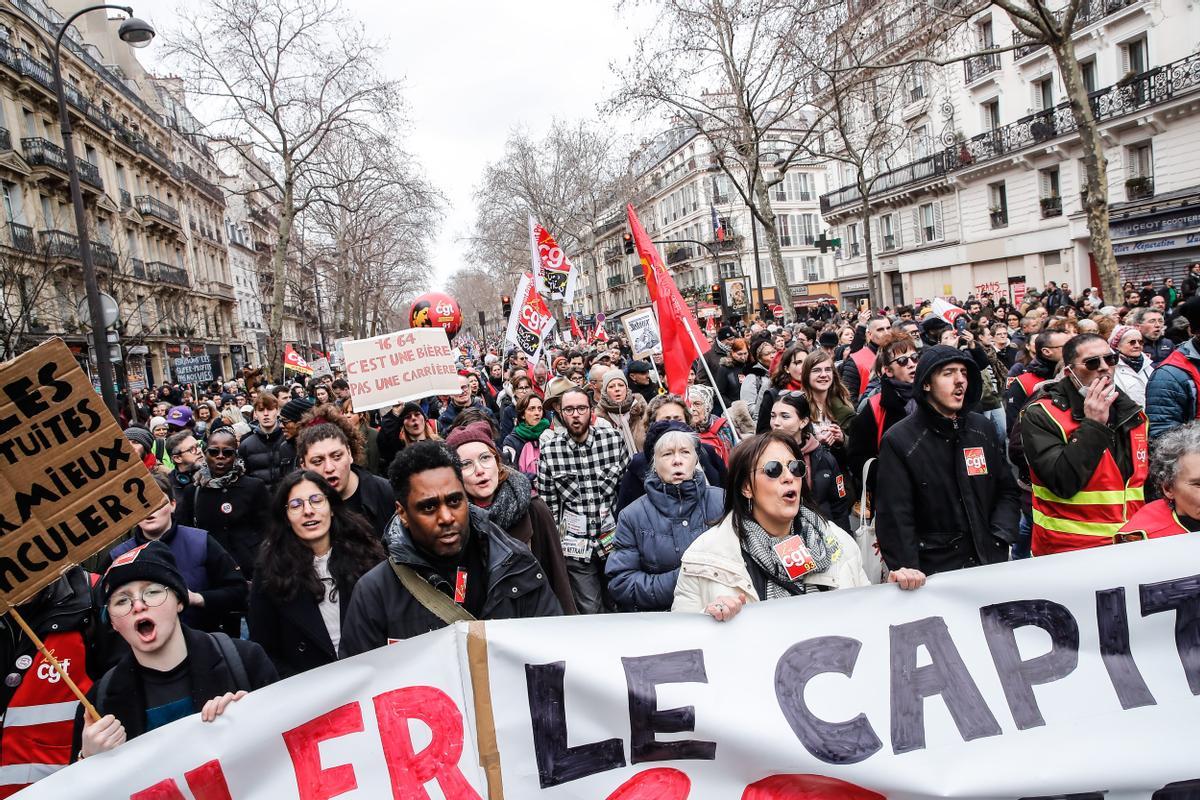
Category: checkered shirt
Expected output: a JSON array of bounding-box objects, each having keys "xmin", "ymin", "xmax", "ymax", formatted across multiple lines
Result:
[{"xmin": 536, "ymin": 426, "xmax": 630, "ymax": 543}]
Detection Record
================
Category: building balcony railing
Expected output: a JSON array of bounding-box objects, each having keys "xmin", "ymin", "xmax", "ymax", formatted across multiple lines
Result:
[
  {"xmin": 666, "ymin": 246, "xmax": 694, "ymax": 264},
  {"xmin": 990, "ymin": 208, "xmax": 1009, "ymax": 228},
  {"xmin": 39, "ymin": 229, "xmax": 80, "ymax": 260},
  {"xmin": 1126, "ymin": 176, "xmax": 1155, "ymax": 200},
  {"xmin": 21, "ymin": 137, "xmax": 68, "ymax": 173},
  {"xmin": 1012, "ymin": 31, "xmax": 1047, "ymax": 61},
  {"xmin": 821, "ymin": 51, "xmax": 1200, "ymax": 215},
  {"xmin": 8, "ymin": 222, "xmax": 33, "ymax": 253},
  {"xmin": 603, "ymin": 245, "xmax": 623, "ymax": 261},
  {"xmin": 0, "ymin": 127, "xmax": 10, "ymax": 152},
  {"xmin": 607, "ymin": 275, "xmax": 626, "ymax": 288},
  {"xmin": 849, "ymin": 241, "xmax": 862, "ymax": 257},
  {"xmin": 150, "ymin": 261, "xmax": 190, "ymax": 288},
  {"xmin": 181, "ymin": 163, "xmax": 225, "ymax": 204},
  {"xmin": 92, "ymin": 241, "xmax": 117, "ymax": 269},
  {"xmin": 964, "ymin": 52, "xmax": 1002, "ymax": 85},
  {"xmin": 1040, "ymin": 196, "xmax": 1063, "ymax": 217},
  {"xmin": 135, "ymin": 195, "xmax": 181, "ymax": 226},
  {"xmin": 1013, "ymin": 0, "xmax": 1140, "ymax": 60},
  {"xmin": 131, "ymin": 258, "xmax": 146, "ymax": 279},
  {"xmin": 882, "ymin": 234, "xmax": 897, "ymax": 250},
  {"xmin": 78, "ymin": 158, "xmax": 102, "ymax": 190}
]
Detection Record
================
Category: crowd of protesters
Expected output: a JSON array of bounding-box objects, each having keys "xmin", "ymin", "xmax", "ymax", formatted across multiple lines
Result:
[{"xmin": 5, "ymin": 264, "xmax": 1200, "ymax": 795}]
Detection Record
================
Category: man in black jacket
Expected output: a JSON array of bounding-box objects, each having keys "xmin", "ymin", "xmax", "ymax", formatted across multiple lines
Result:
[
  {"xmin": 339, "ymin": 442, "xmax": 561, "ymax": 656},
  {"xmin": 238, "ymin": 394, "xmax": 295, "ymax": 493},
  {"xmin": 876, "ymin": 345, "xmax": 1021, "ymax": 575}
]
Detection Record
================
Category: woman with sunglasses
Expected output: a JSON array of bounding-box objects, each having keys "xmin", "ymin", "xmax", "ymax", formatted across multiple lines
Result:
[
  {"xmin": 248, "ymin": 471, "xmax": 385, "ymax": 678},
  {"xmin": 769, "ymin": 393, "xmax": 852, "ymax": 532},
  {"xmin": 177, "ymin": 428, "xmax": 270, "ymax": 597},
  {"xmin": 673, "ymin": 432, "xmax": 924, "ymax": 620},
  {"xmin": 1109, "ymin": 325, "xmax": 1152, "ymax": 407}
]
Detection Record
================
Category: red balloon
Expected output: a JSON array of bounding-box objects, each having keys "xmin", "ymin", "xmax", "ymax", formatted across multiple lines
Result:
[{"xmin": 409, "ymin": 292, "xmax": 462, "ymax": 338}]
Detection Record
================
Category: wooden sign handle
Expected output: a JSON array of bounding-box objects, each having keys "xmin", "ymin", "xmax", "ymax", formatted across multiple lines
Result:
[{"xmin": 4, "ymin": 604, "xmax": 100, "ymax": 721}]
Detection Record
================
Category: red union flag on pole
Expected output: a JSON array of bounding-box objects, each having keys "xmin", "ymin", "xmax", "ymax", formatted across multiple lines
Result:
[
  {"xmin": 505, "ymin": 272, "xmax": 556, "ymax": 359},
  {"xmin": 626, "ymin": 203, "xmax": 709, "ymax": 395},
  {"xmin": 529, "ymin": 215, "xmax": 577, "ymax": 304},
  {"xmin": 283, "ymin": 343, "xmax": 312, "ymax": 376}
]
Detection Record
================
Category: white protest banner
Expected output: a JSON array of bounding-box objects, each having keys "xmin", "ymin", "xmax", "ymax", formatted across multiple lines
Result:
[
  {"xmin": 173, "ymin": 353, "xmax": 214, "ymax": 384},
  {"xmin": 619, "ymin": 307, "xmax": 662, "ymax": 360},
  {"xmin": 343, "ymin": 327, "xmax": 460, "ymax": 413},
  {"xmin": 17, "ymin": 537, "xmax": 1200, "ymax": 798}
]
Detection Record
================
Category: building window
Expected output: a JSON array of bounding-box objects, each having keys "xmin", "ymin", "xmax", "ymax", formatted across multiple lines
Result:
[
  {"xmin": 719, "ymin": 261, "xmax": 738, "ymax": 278},
  {"xmin": 804, "ymin": 256, "xmax": 822, "ymax": 282},
  {"xmin": 982, "ymin": 99, "xmax": 1001, "ymax": 131},
  {"xmin": 847, "ymin": 223, "xmax": 861, "ymax": 257},
  {"xmin": 1121, "ymin": 36, "xmax": 1147, "ymax": 77},
  {"xmin": 1033, "ymin": 76, "xmax": 1054, "ymax": 111},
  {"xmin": 1125, "ymin": 141, "xmax": 1154, "ymax": 200},
  {"xmin": 1080, "ymin": 59, "xmax": 1098, "ymax": 94},
  {"xmin": 881, "ymin": 213, "xmax": 896, "ymax": 250},
  {"xmin": 916, "ymin": 201, "xmax": 943, "ymax": 243},
  {"xmin": 977, "ymin": 18, "xmax": 994, "ymax": 48},
  {"xmin": 907, "ymin": 68, "xmax": 926, "ymax": 103},
  {"xmin": 989, "ymin": 182, "xmax": 1008, "ymax": 228},
  {"xmin": 1039, "ymin": 167, "xmax": 1062, "ymax": 217}
]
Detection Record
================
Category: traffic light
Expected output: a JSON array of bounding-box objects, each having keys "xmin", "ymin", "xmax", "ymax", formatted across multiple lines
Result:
[
  {"xmin": 501, "ymin": 295, "xmax": 512, "ymax": 317},
  {"xmin": 711, "ymin": 282, "xmax": 722, "ymax": 308},
  {"xmin": 622, "ymin": 232, "xmax": 634, "ymax": 255}
]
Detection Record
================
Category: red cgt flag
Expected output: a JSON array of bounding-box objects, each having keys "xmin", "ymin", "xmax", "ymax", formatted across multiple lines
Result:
[{"xmin": 626, "ymin": 203, "xmax": 709, "ymax": 395}]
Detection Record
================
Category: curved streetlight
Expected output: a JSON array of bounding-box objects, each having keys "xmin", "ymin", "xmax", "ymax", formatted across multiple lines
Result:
[{"xmin": 0, "ymin": 4, "xmax": 155, "ymax": 416}]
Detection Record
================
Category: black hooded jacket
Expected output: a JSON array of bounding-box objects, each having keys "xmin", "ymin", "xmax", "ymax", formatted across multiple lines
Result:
[
  {"xmin": 338, "ymin": 507, "xmax": 561, "ymax": 657},
  {"xmin": 875, "ymin": 346, "xmax": 1020, "ymax": 575}
]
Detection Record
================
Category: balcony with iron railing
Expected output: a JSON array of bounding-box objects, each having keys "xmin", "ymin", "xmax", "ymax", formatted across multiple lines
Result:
[
  {"xmin": 1126, "ymin": 176, "xmax": 1155, "ymax": 200},
  {"xmin": 39, "ymin": 229, "xmax": 80, "ymax": 260},
  {"xmin": 0, "ymin": 127, "xmax": 10, "ymax": 152},
  {"xmin": 821, "ymin": 51, "xmax": 1200, "ymax": 215},
  {"xmin": 7, "ymin": 222, "xmax": 33, "ymax": 253},
  {"xmin": 990, "ymin": 207, "xmax": 1009, "ymax": 228},
  {"xmin": 1040, "ymin": 196, "xmax": 1063, "ymax": 217},
  {"xmin": 21, "ymin": 137, "xmax": 68, "ymax": 173},
  {"xmin": 92, "ymin": 241, "xmax": 117, "ymax": 269},
  {"xmin": 119, "ymin": 189, "xmax": 132, "ymax": 209},
  {"xmin": 135, "ymin": 195, "xmax": 181, "ymax": 227},
  {"xmin": 180, "ymin": 163, "xmax": 225, "ymax": 204},
  {"xmin": 849, "ymin": 241, "xmax": 862, "ymax": 257},
  {"xmin": 667, "ymin": 246, "xmax": 694, "ymax": 264},
  {"xmin": 607, "ymin": 274, "xmax": 626, "ymax": 288},
  {"xmin": 78, "ymin": 158, "xmax": 102, "ymax": 190},
  {"xmin": 603, "ymin": 245, "xmax": 623, "ymax": 261},
  {"xmin": 964, "ymin": 52, "xmax": 1002, "ymax": 85},
  {"xmin": 150, "ymin": 261, "xmax": 190, "ymax": 288},
  {"xmin": 882, "ymin": 234, "xmax": 897, "ymax": 251},
  {"xmin": 1013, "ymin": 0, "xmax": 1141, "ymax": 60}
]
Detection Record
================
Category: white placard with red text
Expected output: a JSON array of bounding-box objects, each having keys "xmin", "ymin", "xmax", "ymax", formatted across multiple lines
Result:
[{"xmin": 342, "ymin": 327, "xmax": 461, "ymax": 413}]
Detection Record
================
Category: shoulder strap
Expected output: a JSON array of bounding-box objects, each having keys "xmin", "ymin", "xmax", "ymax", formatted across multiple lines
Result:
[
  {"xmin": 389, "ymin": 561, "xmax": 476, "ymax": 624},
  {"xmin": 860, "ymin": 458, "xmax": 875, "ymax": 513},
  {"xmin": 212, "ymin": 632, "xmax": 250, "ymax": 690}
]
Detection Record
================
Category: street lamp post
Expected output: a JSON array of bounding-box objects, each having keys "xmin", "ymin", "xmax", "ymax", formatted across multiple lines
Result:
[{"xmin": 7, "ymin": 5, "xmax": 154, "ymax": 416}]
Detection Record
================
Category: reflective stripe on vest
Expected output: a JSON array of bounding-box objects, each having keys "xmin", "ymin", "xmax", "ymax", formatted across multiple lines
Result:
[
  {"xmin": 1158, "ymin": 349, "xmax": 1200, "ymax": 417},
  {"xmin": 1, "ymin": 701, "xmax": 77, "ymax": 727},
  {"xmin": 1028, "ymin": 398, "xmax": 1148, "ymax": 550},
  {"xmin": 0, "ymin": 762, "xmax": 62, "ymax": 786},
  {"xmin": 851, "ymin": 347, "xmax": 874, "ymax": 394}
]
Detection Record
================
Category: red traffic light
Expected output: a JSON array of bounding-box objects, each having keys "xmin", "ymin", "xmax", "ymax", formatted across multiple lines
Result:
[{"xmin": 622, "ymin": 232, "xmax": 635, "ymax": 255}]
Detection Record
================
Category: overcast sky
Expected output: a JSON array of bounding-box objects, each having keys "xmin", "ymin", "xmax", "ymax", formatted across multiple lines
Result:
[{"xmin": 140, "ymin": 1, "xmax": 655, "ymax": 291}]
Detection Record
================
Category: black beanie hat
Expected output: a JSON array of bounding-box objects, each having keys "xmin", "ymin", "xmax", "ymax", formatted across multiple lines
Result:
[
  {"xmin": 280, "ymin": 396, "xmax": 316, "ymax": 422},
  {"xmin": 100, "ymin": 540, "xmax": 189, "ymax": 610}
]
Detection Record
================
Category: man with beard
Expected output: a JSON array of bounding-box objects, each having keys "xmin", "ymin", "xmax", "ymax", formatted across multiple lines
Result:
[
  {"xmin": 536, "ymin": 388, "xmax": 631, "ymax": 613},
  {"xmin": 876, "ymin": 346, "xmax": 1020, "ymax": 575},
  {"xmin": 338, "ymin": 442, "xmax": 561, "ymax": 653}
]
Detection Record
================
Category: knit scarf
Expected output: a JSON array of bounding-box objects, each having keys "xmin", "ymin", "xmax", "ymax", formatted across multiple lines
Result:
[
  {"xmin": 883, "ymin": 376, "xmax": 918, "ymax": 416},
  {"xmin": 513, "ymin": 419, "xmax": 550, "ymax": 442},
  {"xmin": 484, "ymin": 469, "xmax": 531, "ymax": 531},
  {"xmin": 195, "ymin": 459, "xmax": 246, "ymax": 490},
  {"xmin": 1121, "ymin": 353, "xmax": 1146, "ymax": 373},
  {"xmin": 715, "ymin": 338, "xmax": 731, "ymax": 356},
  {"xmin": 740, "ymin": 508, "xmax": 833, "ymax": 600},
  {"xmin": 598, "ymin": 392, "xmax": 635, "ymax": 415}
]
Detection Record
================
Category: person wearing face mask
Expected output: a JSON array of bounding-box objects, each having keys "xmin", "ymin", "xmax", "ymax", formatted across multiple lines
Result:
[
  {"xmin": 1117, "ymin": 421, "xmax": 1200, "ymax": 539},
  {"xmin": 339, "ymin": 442, "xmax": 562, "ymax": 653},
  {"xmin": 249, "ymin": 472, "xmax": 385, "ymax": 678},
  {"xmin": 846, "ymin": 332, "xmax": 919, "ymax": 495},
  {"xmin": 1021, "ymin": 333, "xmax": 1148, "ymax": 555},
  {"xmin": 672, "ymin": 432, "xmax": 923, "ymax": 621},
  {"xmin": 606, "ymin": 425, "xmax": 724, "ymax": 612},
  {"xmin": 1109, "ymin": 325, "xmax": 1153, "ymax": 408},
  {"xmin": 769, "ymin": 393, "xmax": 852, "ymax": 532},
  {"xmin": 448, "ymin": 423, "xmax": 576, "ymax": 614},
  {"xmin": 876, "ymin": 346, "xmax": 1020, "ymax": 575}
]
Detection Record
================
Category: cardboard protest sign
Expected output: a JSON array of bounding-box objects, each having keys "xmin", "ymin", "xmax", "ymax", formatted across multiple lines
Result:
[
  {"xmin": 310, "ymin": 356, "xmax": 332, "ymax": 380},
  {"xmin": 0, "ymin": 339, "xmax": 166, "ymax": 605},
  {"xmin": 18, "ymin": 535, "xmax": 1200, "ymax": 798},
  {"xmin": 173, "ymin": 353, "xmax": 213, "ymax": 384},
  {"xmin": 619, "ymin": 307, "xmax": 662, "ymax": 359},
  {"xmin": 343, "ymin": 327, "xmax": 460, "ymax": 413}
]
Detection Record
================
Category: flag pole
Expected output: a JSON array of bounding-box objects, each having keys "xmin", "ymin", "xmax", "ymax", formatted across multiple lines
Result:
[{"xmin": 685, "ymin": 321, "xmax": 741, "ymax": 444}]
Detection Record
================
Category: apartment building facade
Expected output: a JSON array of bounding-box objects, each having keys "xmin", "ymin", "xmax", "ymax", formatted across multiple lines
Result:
[{"xmin": 820, "ymin": 0, "xmax": 1200, "ymax": 307}]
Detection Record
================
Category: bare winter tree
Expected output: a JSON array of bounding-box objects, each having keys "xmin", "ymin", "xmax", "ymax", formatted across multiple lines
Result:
[
  {"xmin": 465, "ymin": 119, "xmax": 641, "ymax": 323},
  {"xmin": 0, "ymin": 244, "xmax": 60, "ymax": 360},
  {"xmin": 445, "ymin": 268, "xmax": 505, "ymax": 342},
  {"xmin": 164, "ymin": 0, "xmax": 402, "ymax": 375},
  {"xmin": 611, "ymin": 0, "xmax": 817, "ymax": 305}
]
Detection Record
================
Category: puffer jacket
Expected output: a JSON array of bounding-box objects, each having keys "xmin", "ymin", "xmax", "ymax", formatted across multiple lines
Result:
[
  {"xmin": 671, "ymin": 512, "xmax": 868, "ymax": 613},
  {"xmin": 338, "ymin": 507, "xmax": 562, "ymax": 656},
  {"xmin": 606, "ymin": 471, "xmax": 725, "ymax": 611},
  {"xmin": 717, "ymin": 355, "xmax": 746, "ymax": 408},
  {"xmin": 875, "ymin": 345, "xmax": 1021, "ymax": 575},
  {"xmin": 237, "ymin": 427, "xmax": 295, "ymax": 492},
  {"xmin": 1145, "ymin": 338, "xmax": 1200, "ymax": 438},
  {"xmin": 740, "ymin": 364, "xmax": 772, "ymax": 422}
]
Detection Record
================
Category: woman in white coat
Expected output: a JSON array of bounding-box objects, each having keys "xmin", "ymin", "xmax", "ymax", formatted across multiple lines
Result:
[
  {"xmin": 672, "ymin": 431, "xmax": 925, "ymax": 620},
  {"xmin": 1110, "ymin": 324, "xmax": 1154, "ymax": 407}
]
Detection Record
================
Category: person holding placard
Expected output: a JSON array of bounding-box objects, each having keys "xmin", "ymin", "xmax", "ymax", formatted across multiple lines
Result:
[
  {"xmin": 74, "ymin": 542, "xmax": 277, "ymax": 760},
  {"xmin": 672, "ymin": 432, "xmax": 924, "ymax": 621}
]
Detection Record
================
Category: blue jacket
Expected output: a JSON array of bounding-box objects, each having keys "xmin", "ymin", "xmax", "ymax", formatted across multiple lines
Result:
[
  {"xmin": 605, "ymin": 472, "xmax": 724, "ymax": 612},
  {"xmin": 1146, "ymin": 338, "xmax": 1200, "ymax": 439}
]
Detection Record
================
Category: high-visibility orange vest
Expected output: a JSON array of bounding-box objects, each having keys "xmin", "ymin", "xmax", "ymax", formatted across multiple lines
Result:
[
  {"xmin": 1158, "ymin": 349, "xmax": 1200, "ymax": 418},
  {"xmin": 850, "ymin": 347, "xmax": 875, "ymax": 395},
  {"xmin": 0, "ymin": 632, "xmax": 92, "ymax": 798},
  {"xmin": 1117, "ymin": 498, "xmax": 1191, "ymax": 540},
  {"xmin": 1028, "ymin": 398, "xmax": 1148, "ymax": 556}
]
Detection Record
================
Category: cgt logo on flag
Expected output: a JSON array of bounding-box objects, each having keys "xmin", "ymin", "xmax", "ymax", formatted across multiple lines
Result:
[{"xmin": 963, "ymin": 447, "xmax": 988, "ymax": 476}]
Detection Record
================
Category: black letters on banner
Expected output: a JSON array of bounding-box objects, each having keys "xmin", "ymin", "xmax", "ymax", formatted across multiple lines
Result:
[
  {"xmin": 526, "ymin": 661, "xmax": 626, "ymax": 788},
  {"xmin": 979, "ymin": 600, "xmax": 1079, "ymax": 730},
  {"xmin": 1140, "ymin": 574, "xmax": 1200, "ymax": 694},
  {"xmin": 1096, "ymin": 587, "xmax": 1156, "ymax": 710},
  {"xmin": 621, "ymin": 649, "xmax": 716, "ymax": 764},
  {"xmin": 774, "ymin": 635, "xmax": 882, "ymax": 765},
  {"xmin": 890, "ymin": 616, "xmax": 1002, "ymax": 754}
]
